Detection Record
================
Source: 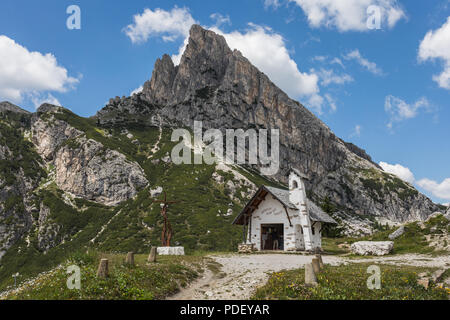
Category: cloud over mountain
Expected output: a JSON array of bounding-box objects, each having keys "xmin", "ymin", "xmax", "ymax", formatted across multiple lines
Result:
[
  {"xmin": 419, "ymin": 16, "xmax": 450, "ymax": 90},
  {"xmin": 0, "ymin": 35, "xmax": 78, "ymax": 103},
  {"xmin": 289, "ymin": 0, "xmax": 406, "ymax": 32}
]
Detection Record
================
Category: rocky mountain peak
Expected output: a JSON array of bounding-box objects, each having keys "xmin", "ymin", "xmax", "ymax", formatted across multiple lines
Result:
[
  {"xmin": 0, "ymin": 101, "xmax": 30, "ymax": 114},
  {"xmin": 36, "ymin": 103, "xmax": 64, "ymax": 114},
  {"xmin": 142, "ymin": 24, "xmax": 234, "ymax": 106}
]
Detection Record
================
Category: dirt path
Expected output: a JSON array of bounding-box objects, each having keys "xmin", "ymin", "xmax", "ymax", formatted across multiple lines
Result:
[
  {"xmin": 168, "ymin": 253, "xmax": 450, "ymax": 300},
  {"xmin": 169, "ymin": 254, "xmax": 343, "ymax": 300}
]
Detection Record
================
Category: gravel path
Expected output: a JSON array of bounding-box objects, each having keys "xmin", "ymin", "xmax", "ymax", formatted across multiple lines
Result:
[
  {"xmin": 169, "ymin": 254, "xmax": 342, "ymax": 300},
  {"xmin": 168, "ymin": 253, "xmax": 450, "ymax": 300}
]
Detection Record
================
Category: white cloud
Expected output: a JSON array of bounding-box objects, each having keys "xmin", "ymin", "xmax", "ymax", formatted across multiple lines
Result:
[
  {"xmin": 324, "ymin": 94, "xmax": 337, "ymax": 112},
  {"xmin": 264, "ymin": 0, "xmax": 282, "ymax": 9},
  {"xmin": 379, "ymin": 161, "xmax": 415, "ymax": 184},
  {"xmin": 29, "ymin": 93, "xmax": 61, "ymax": 109},
  {"xmin": 171, "ymin": 36, "xmax": 190, "ymax": 65},
  {"xmin": 384, "ymin": 95, "xmax": 431, "ymax": 129},
  {"xmin": 343, "ymin": 49, "xmax": 383, "ymax": 75},
  {"xmin": 210, "ymin": 24, "xmax": 321, "ymax": 103},
  {"xmin": 417, "ymin": 178, "xmax": 450, "ymax": 201},
  {"xmin": 312, "ymin": 55, "xmax": 327, "ymax": 62},
  {"xmin": 350, "ymin": 124, "xmax": 362, "ymax": 137},
  {"xmin": 331, "ymin": 57, "xmax": 345, "ymax": 68},
  {"xmin": 123, "ymin": 7, "xmax": 196, "ymax": 44},
  {"xmin": 418, "ymin": 17, "xmax": 450, "ymax": 90},
  {"xmin": 289, "ymin": 0, "xmax": 406, "ymax": 32},
  {"xmin": 130, "ymin": 86, "xmax": 143, "ymax": 96},
  {"xmin": 379, "ymin": 161, "xmax": 450, "ymax": 201},
  {"xmin": 0, "ymin": 35, "xmax": 78, "ymax": 103},
  {"xmin": 210, "ymin": 13, "xmax": 231, "ymax": 27},
  {"xmin": 315, "ymin": 68, "xmax": 353, "ymax": 86}
]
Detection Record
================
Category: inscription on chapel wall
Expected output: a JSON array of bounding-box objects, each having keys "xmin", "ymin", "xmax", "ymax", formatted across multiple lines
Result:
[{"xmin": 260, "ymin": 207, "xmax": 282, "ymax": 216}]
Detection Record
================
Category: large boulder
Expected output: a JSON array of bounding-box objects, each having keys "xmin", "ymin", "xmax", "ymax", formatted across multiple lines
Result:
[
  {"xmin": 388, "ymin": 226, "xmax": 405, "ymax": 240},
  {"xmin": 351, "ymin": 241, "xmax": 394, "ymax": 256}
]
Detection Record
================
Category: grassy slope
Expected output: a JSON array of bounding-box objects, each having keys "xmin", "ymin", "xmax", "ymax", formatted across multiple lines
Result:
[
  {"xmin": 3, "ymin": 251, "xmax": 205, "ymax": 300},
  {"xmin": 253, "ymin": 263, "xmax": 449, "ymax": 300}
]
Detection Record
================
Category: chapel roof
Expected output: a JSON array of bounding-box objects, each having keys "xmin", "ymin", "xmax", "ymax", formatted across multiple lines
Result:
[{"xmin": 232, "ymin": 185, "xmax": 337, "ymax": 225}]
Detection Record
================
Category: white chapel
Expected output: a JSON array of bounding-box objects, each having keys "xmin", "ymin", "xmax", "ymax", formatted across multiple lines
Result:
[{"xmin": 233, "ymin": 169, "xmax": 337, "ymax": 252}]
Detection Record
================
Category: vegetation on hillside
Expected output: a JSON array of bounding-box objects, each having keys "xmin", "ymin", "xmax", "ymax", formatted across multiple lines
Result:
[
  {"xmin": 252, "ymin": 263, "xmax": 449, "ymax": 300},
  {"xmin": 2, "ymin": 251, "xmax": 205, "ymax": 300}
]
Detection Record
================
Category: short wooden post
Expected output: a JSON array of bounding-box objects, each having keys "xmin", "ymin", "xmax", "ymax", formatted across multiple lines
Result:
[
  {"xmin": 147, "ymin": 247, "xmax": 157, "ymax": 263},
  {"xmin": 97, "ymin": 259, "xmax": 109, "ymax": 278},
  {"xmin": 125, "ymin": 252, "xmax": 135, "ymax": 266},
  {"xmin": 305, "ymin": 263, "xmax": 318, "ymax": 287},
  {"xmin": 312, "ymin": 257, "xmax": 321, "ymax": 274},
  {"xmin": 315, "ymin": 254, "xmax": 324, "ymax": 269}
]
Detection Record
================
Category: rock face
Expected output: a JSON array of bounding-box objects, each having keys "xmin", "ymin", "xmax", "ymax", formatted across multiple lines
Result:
[
  {"xmin": 32, "ymin": 106, "xmax": 148, "ymax": 206},
  {"xmin": 0, "ymin": 104, "xmax": 42, "ymax": 260},
  {"xmin": 388, "ymin": 226, "xmax": 405, "ymax": 240},
  {"xmin": 0, "ymin": 101, "xmax": 30, "ymax": 115},
  {"xmin": 350, "ymin": 241, "xmax": 394, "ymax": 256},
  {"xmin": 53, "ymin": 136, "xmax": 148, "ymax": 206},
  {"xmin": 97, "ymin": 24, "xmax": 439, "ymax": 226},
  {"xmin": 37, "ymin": 204, "xmax": 61, "ymax": 252}
]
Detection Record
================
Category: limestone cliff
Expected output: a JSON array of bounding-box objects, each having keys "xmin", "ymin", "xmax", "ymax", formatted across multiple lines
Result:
[{"xmin": 32, "ymin": 105, "xmax": 149, "ymax": 206}]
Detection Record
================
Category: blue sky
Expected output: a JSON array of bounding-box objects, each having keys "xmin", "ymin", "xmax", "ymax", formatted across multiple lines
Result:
[{"xmin": 0, "ymin": 0, "xmax": 449, "ymax": 204}]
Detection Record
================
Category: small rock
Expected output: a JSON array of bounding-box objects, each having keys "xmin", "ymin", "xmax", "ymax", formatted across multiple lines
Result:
[
  {"xmin": 150, "ymin": 186, "xmax": 163, "ymax": 198},
  {"xmin": 305, "ymin": 263, "xmax": 318, "ymax": 287},
  {"xmin": 388, "ymin": 226, "xmax": 405, "ymax": 240},
  {"xmin": 161, "ymin": 155, "xmax": 171, "ymax": 163},
  {"xmin": 147, "ymin": 247, "xmax": 157, "ymax": 263},
  {"xmin": 125, "ymin": 252, "xmax": 134, "ymax": 266},
  {"xmin": 432, "ymin": 269, "xmax": 445, "ymax": 282},
  {"xmin": 338, "ymin": 242, "xmax": 350, "ymax": 249},
  {"xmin": 97, "ymin": 259, "xmax": 109, "ymax": 278},
  {"xmin": 417, "ymin": 278, "xmax": 429, "ymax": 290}
]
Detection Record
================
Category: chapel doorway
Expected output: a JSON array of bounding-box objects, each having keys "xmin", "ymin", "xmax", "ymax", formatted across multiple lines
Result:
[{"xmin": 261, "ymin": 224, "xmax": 284, "ymax": 251}]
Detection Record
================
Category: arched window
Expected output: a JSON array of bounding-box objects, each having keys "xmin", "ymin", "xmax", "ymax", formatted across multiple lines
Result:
[{"xmin": 292, "ymin": 180, "xmax": 298, "ymax": 189}]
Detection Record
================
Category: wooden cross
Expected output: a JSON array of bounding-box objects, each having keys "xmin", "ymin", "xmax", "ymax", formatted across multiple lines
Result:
[{"xmin": 152, "ymin": 192, "xmax": 179, "ymax": 247}]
